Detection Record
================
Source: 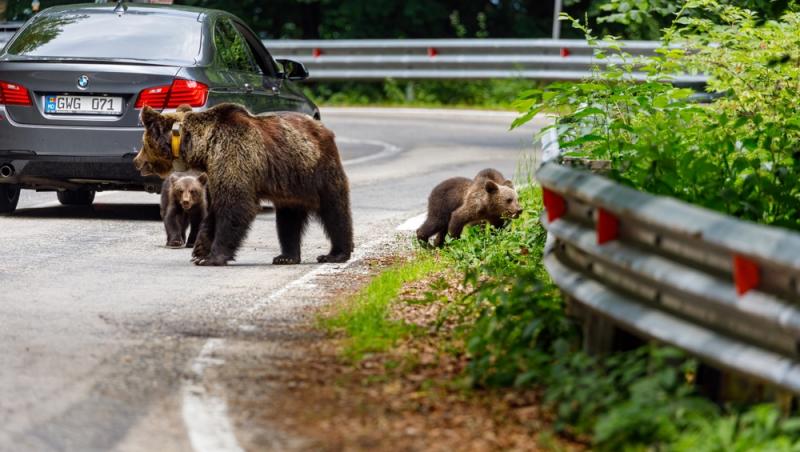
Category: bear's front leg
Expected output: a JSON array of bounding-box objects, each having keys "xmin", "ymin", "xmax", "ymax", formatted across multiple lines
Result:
[
  {"xmin": 195, "ymin": 197, "xmax": 256, "ymax": 266},
  {"xmin": 186, "ymin": 208, "xmax": 204, "ymax": 248},
  {"xmin": 447, "ymin": 208, "xmax": 470, "ymax": 240},
  {"xmin": 164, "ymin": 207, "xmax": 187, "ymax": 248},
  {"xmin": 191, "ymin": 210, "xmax": 215, "ymax": 263}
]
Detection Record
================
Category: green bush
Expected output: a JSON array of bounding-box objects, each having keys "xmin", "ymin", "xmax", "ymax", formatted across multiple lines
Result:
[{"xmin": 513, "ymin": 2, "xmax": 800, "ymax": 229}]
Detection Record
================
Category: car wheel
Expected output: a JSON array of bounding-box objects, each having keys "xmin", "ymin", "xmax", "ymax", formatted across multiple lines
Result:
[
  {"xmin": 57, "ymin": 189, "xmax": 95, "ymax": 206},
  {"xmin": 0, "ymin": 184, "xmax": 20, "ymax": 215}
]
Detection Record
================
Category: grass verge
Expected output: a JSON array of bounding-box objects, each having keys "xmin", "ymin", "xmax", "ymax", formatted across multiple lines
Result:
[{"xmin": 321, "ymin": 255, "xmax": 444, "ymax": 361}]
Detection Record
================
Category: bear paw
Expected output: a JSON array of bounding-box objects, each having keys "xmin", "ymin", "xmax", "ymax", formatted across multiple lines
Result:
[
  {"xmin": 194, "ymin": 255, "xmax": 230, "ymax": 266},
  {"xmin": 166, "ymin": 240, "xmax": 185, "ymax": 249},
  {"xmin": 273, "ymin": 254, "xmax": 300, "ymax": 265},
  {"xmin": 317, "ymin": 253, "xmax": 350, "ymax": 263}
]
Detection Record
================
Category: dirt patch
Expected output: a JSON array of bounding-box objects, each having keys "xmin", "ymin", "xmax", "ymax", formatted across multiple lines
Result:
[{"xmin": 223, "ymin": 250, "xmax": 582, "ymax": 452}]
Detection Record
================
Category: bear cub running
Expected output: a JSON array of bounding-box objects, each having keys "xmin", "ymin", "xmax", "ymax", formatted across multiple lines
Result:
[
  {"xmin": 160, "ymin": 171, "xmax": 208, "ymax": 249},
  {"xmin": 417, "ymin": 168, "xmax": 522, "ymax": 247}
]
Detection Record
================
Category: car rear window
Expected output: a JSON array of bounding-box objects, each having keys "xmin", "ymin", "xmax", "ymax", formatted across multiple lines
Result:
[{"xmin": 6, "ymin": 9, "xmax": 203, "ymax": 64}]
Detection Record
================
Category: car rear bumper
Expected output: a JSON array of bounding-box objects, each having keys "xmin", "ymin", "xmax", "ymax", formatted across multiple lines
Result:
[
  {"xmin": 0, "ymin": 107, "xmax": 163, "ymax": 191},
  {"xmin": 0, "ymin": 109, "xmax": 145, "ymax": 157},
  {"xmin": 0, "ymin": 152, "xmax": 163, "ymax": 192}
]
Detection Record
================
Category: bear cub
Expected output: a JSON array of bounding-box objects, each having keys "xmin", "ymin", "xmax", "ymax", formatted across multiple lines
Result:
[
  {"xmin": 416, "ymin": 168, "xmax": 522, "ymax": 247},
  {"xmin": 161, "ymin": 171, "xmax": 208, "ymax": 249}
]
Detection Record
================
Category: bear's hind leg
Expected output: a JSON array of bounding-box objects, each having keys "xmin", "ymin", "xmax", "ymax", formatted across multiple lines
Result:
[
  {"xmin": 273, "ymin": 207, "xmax": 309, "ymax": 265},
  {"xmin": 317, "ymin": 190, "xmax": 354, "ymax": 263}
]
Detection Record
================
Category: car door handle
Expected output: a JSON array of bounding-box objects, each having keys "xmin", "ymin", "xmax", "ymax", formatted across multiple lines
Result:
[{"xmin": 243, "ymin": 83, "xmax": 254, "ymax": 93}]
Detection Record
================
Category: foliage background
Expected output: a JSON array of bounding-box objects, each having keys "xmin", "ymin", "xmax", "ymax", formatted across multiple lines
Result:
[{"xmin": 6, "ymin": 0, "xmax": 793, "ymax": 40}]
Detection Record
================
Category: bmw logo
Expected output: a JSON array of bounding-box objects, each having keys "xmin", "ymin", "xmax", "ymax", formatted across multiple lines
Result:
[{"xmin": 77, "ymin": 75, "xmax": 89, "ymax": 90}]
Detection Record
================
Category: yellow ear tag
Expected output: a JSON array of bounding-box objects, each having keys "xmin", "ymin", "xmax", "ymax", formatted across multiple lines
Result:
[{"xmin": 171, "ymin": 122, "xmax": 181, "ymax": 159}]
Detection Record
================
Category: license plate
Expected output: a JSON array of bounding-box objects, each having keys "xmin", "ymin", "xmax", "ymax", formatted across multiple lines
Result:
[{"xmin": 44, "ymin": 95, "xmax": 123, "ymax": 115}]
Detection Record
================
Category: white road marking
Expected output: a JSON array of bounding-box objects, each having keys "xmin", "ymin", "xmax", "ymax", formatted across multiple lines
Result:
[
  {"xmin": 338, "ymin": 136, "xmax": 402, "ymax": 166},
  {"xmin": 396, "ymin": 212, "xmax": 426, "ymax": 231},
  {"xmin": 181, "ymin": 339, "xmax": 244, "ymax": 452}
]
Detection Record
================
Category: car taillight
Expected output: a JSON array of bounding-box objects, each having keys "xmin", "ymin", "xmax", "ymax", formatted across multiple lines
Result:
[
  {"xmin": 0, "ymin": 81, "xmax": 31, "ymax": 106},
  {"xmin": 135, "ymin": 79, "xmax": 208, "ymax": 109},
  {"xmin": 135, "ymin": 85, "xmax": 169, "ymax": 109}
]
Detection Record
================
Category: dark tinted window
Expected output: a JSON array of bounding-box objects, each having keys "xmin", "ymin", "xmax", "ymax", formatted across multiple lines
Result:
[
  {"xmin": 6, "ymin": 9, "xmax": 203, "ymax": 64},
  {"xmin": 214, "ymin": 18, "xmax": 258, "ymax": 73}
]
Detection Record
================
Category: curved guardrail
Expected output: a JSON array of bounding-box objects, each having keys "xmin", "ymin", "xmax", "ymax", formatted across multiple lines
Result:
[
  {"xmin": 267, "ymin": 38, "xmax": 706, "ymax": 83},
  {"xmin": 537, "ymin": 162, "xmax": 800, "ymax": 394}
]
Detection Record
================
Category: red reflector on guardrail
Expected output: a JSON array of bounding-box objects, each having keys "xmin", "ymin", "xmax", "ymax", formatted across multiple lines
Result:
[
  {"xmin": 542, "ymin": 188, "xmax": 566, "ymax": 222},
  {"xmin": 597, "ymin": 208, "xmax": 619, "ymax": 244},
  {"xmin": 560, "ymin": 48, "xmax": 570, "ymax": 57},
  {"xmin": 733, "ymin": 255, "xmax": 760, "ymax": 295},
  {"xmin": 312, "ymin": 48, "xmax": 322, "ymax": 58},
  {"xmin": 427, "ymin": 47, "xmax": 438, "ymax": 57}
]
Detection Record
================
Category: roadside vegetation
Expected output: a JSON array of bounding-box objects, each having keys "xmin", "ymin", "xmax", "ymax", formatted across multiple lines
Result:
[
  {"xmin": 515, "ymin": 0, "xmax": 800, "ymax": 230},
  {"xmin": 324, "ymin": 1, "xmax": 800, "ymax": 449}
]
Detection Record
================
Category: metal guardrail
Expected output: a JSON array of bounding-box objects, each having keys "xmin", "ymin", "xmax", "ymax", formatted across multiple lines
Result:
[
  {"xmin": 0, "ymin": 21, "xmax": 705, "ymax": 83},
  {"xmin": 537, "ymin": 162, "xmax": 800, "ymax": 394},
  {"xmin": 268, "ymin": 39, "xmax": 707, "ymax": 83}
]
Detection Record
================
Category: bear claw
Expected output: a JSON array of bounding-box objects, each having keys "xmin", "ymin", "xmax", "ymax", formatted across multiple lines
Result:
[
  {"xmin": 273, "ymin": 255, "xmax": 300, "ymax": 265},
  {"xmin": 166, "ymin": 240, "xmax": 184, "ymax": 249},
  {"xmin": 194, "ymin": 255, "xmax": 229, "ymax": 266},
  {"xmin": 317, "ymin": 253, "xmax": 350, "ymax": 263}
]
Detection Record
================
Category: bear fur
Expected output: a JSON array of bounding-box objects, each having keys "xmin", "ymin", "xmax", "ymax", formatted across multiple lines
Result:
[
  {"xmin": 416, "ymin": 168, "xmax": 522, "ymax": 247},
  {"xmin": 134, "ymin": 103, "xmax": 353, "ymax": 266},
  {"xmin": 160, "ymin": 170, "xmax": 208, "ymax": 249},
  {"xmin": 474, "ymin": 168, "xmax": 514, "ymax": 187}
]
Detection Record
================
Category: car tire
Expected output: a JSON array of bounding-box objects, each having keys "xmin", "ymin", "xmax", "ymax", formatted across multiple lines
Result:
[
  {"xmin": 57, "ymin": 189, "xmax": 95, "ymax": 206},
  {"xmin": 0, "ymin": 184, "xmax": 20, "ymax": 215}
]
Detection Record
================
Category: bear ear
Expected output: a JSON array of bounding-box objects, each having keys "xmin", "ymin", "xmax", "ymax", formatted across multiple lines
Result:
[
  {"xmin": 197, "ymin": 172, "xmax": 208, "ymax": 186},
  {"xmin": 140, "ymin": 105, "xmax": 163, "ymax": 130},
  {"xmin": 169, "ymin": 172, "xmax": 180, "ymax": 183},
  {"xmin": 485, "ymin": 180, "xmax": 498, "ymax": 194},
  {"xmin": 176, "ymin": 104, "xmax": 193, "ymax": 114},
  {"xmin": 503, "ymin": 179, "xmax": 514, "ymax": 188}
]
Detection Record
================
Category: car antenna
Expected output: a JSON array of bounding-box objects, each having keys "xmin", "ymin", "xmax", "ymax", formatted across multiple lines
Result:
[{"xmin": 113, "ymin": 0, "xmax": 128, "ymax": 15}]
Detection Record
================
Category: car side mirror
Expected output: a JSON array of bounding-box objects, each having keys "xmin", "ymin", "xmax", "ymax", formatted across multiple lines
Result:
[{"xmin": 276, "ymin": 58, "xmax": 309, "ymax": 81}]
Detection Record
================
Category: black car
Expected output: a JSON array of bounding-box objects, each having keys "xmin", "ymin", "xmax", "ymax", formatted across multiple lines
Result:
[{"xmin": 0, "ymin": 3, "xmax": 318, "ymax": 214}]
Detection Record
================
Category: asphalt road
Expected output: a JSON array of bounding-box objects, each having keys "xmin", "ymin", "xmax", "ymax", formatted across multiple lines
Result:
[{"xmin": 0, "ymin": 107, "xmax": 544, "ymax": 452}]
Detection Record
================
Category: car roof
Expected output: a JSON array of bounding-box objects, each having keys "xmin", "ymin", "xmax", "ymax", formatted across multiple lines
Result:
[{"xmin": 38, "ymin": 3, "xmax": 228, "ymax": 22}]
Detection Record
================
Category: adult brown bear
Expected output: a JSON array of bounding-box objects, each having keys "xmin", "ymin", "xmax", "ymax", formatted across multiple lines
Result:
[{"xmin": 133, "ymin": 103, "xmax": 353, "ymax": 266}]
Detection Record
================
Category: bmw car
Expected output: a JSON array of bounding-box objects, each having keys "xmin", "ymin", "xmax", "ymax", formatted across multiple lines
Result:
[{"xmin": 0, "ymin": 3, "xmax": 318, "ymax": 215}]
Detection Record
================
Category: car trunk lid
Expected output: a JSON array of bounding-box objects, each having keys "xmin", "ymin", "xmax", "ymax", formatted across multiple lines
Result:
[{"xmin": 0, "ymin": 61, "xmax": 183, "ymax": 127}]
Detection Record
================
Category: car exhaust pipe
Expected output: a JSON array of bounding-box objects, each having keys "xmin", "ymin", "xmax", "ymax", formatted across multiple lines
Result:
[{"xmin": 0, "ymin": 164, "xmax": 14, "ymax": 178}]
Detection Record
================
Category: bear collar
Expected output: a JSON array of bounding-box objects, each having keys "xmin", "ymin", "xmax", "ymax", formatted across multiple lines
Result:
[{"xmin": 171, "ymin": 121, "xmax": 188, "ymax": 172}]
